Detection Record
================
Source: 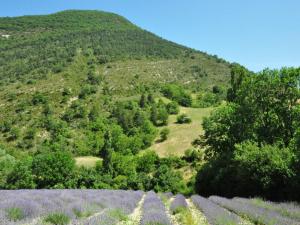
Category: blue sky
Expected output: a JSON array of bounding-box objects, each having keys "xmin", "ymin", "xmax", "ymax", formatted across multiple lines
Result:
[{"xmin": 1, "ymin": 0, "xmax": 299, "ymax": 72}]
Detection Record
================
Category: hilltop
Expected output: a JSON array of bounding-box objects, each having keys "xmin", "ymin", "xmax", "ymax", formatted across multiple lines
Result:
[{"xmin": 0, "ymin": 10, "xmax": 230, "ymax": 87}]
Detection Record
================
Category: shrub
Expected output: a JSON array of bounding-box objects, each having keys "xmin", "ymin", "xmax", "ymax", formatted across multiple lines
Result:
[
  {"xmin": 195, "ymin": 92, "xmax": 220, "ymax": 108},
  {"xmin": 160, "ymin": 128, "xmax": 170, "ymax": 142},
  {"xmin": 32, "ymin": 92, "xmax": 48, "ymax": 105},
  {"xmin": 176, "ymin": 114, "xmax": 192, "ymax": 124},
  {"xmin": 183, "ymin": 148, "xmax": 203, "ymax": 162},
  {"xmin": 166, "ymin": 101, "xmax": 179, "ymax": 114},
  {"xmin": 44, "ymin": 213, "xmax": 70, "ymax": 225},
  {"xmin": 79, "ymin": 85, "xmax": 97, "ymax": 99},
  {"xmin": 162, "ymin": 84, "xmax": 192, "ymax": 107},
  {"xmin": 7, "ymin": 127, "xmax": 20, "ymax": 141}
]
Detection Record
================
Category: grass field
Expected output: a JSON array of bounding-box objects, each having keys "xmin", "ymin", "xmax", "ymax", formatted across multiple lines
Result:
[{"xmin": 151, "ymin": 105, "xmax": 213, "ymax": 157}]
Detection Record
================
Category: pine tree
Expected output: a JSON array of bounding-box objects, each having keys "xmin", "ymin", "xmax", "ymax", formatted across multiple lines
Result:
[
  {"xmin": 139, "ymin": 93, "xmax": 146, "ymax": 108},
  {"xmin": 150, "ymin": 105, "xmax": 158, "ymax": 126},
  {"xmin": 147, "ymin": 93, "xmax": 155, "ymax": 104},
  {"xmin": 102, "ymin": 131, "xmax": 113, "ymax": 175}
]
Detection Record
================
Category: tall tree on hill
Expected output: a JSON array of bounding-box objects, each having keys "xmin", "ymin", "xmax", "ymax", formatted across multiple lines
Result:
[
  {"xmin": 150, "ymin": 105, "xmax": 158, "ymax": 126},
  {"xmin": 147, "ymin": 93, "xmax": 155, "ymax": 104},
  {"xmin": 102, "ymin": 131, "xmax": 113, "ymax": 175},
  {"xmin": 139, "ymin": 93, "xmax": 147, "ymax": 108}
]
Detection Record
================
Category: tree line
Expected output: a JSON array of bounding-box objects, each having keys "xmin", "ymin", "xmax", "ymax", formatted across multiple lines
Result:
[{"xmin": 196, "ymin": 66, "xmax": 300, "ymax": 201}]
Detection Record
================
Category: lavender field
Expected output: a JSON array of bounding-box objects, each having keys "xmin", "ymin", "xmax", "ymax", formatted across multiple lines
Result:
[{"xmin": 0, "ymin": 190, "xmax": 299, "ymax": 225}]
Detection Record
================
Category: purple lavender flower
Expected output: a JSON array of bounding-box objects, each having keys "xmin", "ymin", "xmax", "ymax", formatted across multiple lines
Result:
[
  {"xmin": 191, "ymin": 195, "xmax": 242, "ymax": 225},
  {"xmin": 0, "ymin": 189, "xmax": 143, "ymax": 225},
  {"xmin": 209, "ymin": 196, "xmax": 298, "ymax": 225},
  {"xmin": 231, "ymin": 197, "xmax": 300, "ymax": 223},
  {"xmin": 170, "ymin": 194, "xmax": 188, "ymax": 214},
  {"xmin": 140, "ymin": 191, "xmax": 172, "ymax": 225}
]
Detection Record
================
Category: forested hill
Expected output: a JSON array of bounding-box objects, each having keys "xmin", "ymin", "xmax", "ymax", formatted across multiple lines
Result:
[
  {"xmin": 0, "ymin": 10, "xmax": 233, "ymax": 193},
  {"xmin": 0, "ymin": 10, "xmax": 231, "ymax": 86}
]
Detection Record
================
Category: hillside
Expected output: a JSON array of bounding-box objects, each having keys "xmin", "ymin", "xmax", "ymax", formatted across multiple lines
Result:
[
  {"xmin": 0, "ymin": 10, "xmax": 231, "ymax": 155},
  {"xmin": 0, "ymin": 10, "xmax": 230, "ymax": 86}
]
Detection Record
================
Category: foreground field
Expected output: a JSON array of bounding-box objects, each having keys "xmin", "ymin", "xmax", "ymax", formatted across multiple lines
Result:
[{"xmin": 0, "ymin": 190, "xmax": 299, "ymax": 225}]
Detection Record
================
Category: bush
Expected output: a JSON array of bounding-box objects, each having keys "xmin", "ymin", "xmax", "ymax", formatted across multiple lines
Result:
[
  {"xmin": 44, "ymin": 213, "xmax": 70, "ymax": 225},
  {"xmin": 160, "ymin": 128, "xmax": 170, "ymax": 142},
  {"xmin": 32, "ymin": 92, "xmax": 48, "ymax": 105},
  {"xmin": 162, "ymin": 84, "xmax": 192, "ymax": 107},
  {"xmin": 176, "ymin": 114, "xmax": 192, "ymax": 124},
  {"xmin": 166, "ymin": 101, "xmax": 179, "ymax": 114},
  {"xmin": 183, "ymin": 148, "xmax": 203, "ymax": 163},
  {"xmin": 195, "ymin": 92, "xmax": 220, "ymax": 108},
  {"xmin": 7, "ymin": 127, "xmax": 20, "ymax": 141},
  {"xmin": 79, "ymin": 85, "xmax": 97, "ymax": 99}
]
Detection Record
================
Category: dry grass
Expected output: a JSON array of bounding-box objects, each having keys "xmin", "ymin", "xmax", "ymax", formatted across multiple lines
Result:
[
  {"xmin": 150, "ymin": 106, "xmax": 213, "ymax": 157},
  {"xmin": 75, "ymin": 156, "xmax": 102, "ymax": 168}
]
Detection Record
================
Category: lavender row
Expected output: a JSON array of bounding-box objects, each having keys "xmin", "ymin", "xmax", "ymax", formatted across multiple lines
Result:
[
  {"xmin": 0, "ymin": 189, "xmax": 143, "ymax": 225},
  {"xmin": 140, "ymin": 191, "xmax": 172, "ymax": 225},
  {"xmin": 209, "ymin": 196, "xmax": 298, "ymax": 225},
  {"xmin": 233, "ymin": 197, "xmax": 300, "ymax": 222},
  {"xmin": 170, "ymin": 194, "xmax": 188, "ymax": 214},
  {"xmin": 191, "ymin": 195, "xmax": 242, "ymax": 225},
  {"xmin": 162, "ymin": 192, "xmax": 174, "ymax": 200}
]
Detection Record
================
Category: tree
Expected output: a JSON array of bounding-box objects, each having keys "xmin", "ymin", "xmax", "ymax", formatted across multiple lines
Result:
[
  {"xmin": 102, "ymin": 131, "xmax": 114, "ymax": 175},
  {"xmin": 147, "ymin": 93, "xmax": 155, "ymax": 104},
  {"xmin": 139, "ymin": 93, "xmax": 147, "ymax": 108},
  {"xmin": 233, "ymin": 141, "xmax": 296, "ymax": 199},
  {"xmin": 157, "ymin": 105, "xmax": 168, "ymax": 126},
  {"xmin": 6, "ymin": 157, "xmax": 36, "ymax": 189},
  {"xmin": 32, "ymin": 151, "xmax": 75, "ymax": 188},
  {"xmin": 136, "ymin": 151, "xmax": 159, "ymax": 173},
  {"xmin": 197, "ymin": 67, "xmax": 300, "ymax": 200},
  {"xmin": 150, "ymin": 105, "xmax": 158, "ymax": 125},
  {"xmin": 0, "ymin": 148, "xmax": 15, "ymax": 188},
  {"xmin": 152, "ymin": 165, "xmax": 187, "ymax": 194}
]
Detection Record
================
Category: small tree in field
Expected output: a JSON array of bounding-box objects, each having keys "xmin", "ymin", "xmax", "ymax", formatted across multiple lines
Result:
[
  {"xmin": 160, "ymin": 128, "xmax": 170, "ymax": 142},
  {"xmin": 176, "ymin": 114, "xmax": 192, "ymax": 124}
]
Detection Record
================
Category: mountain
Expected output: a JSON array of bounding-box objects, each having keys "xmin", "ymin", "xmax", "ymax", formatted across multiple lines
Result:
[
  {"xmin": 0, "ymin": 10, "xmax": 231, "ymax": 88},
  {"xmin": 0, "ymin": 10, "xmax": 232, "ymax": 154}
]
